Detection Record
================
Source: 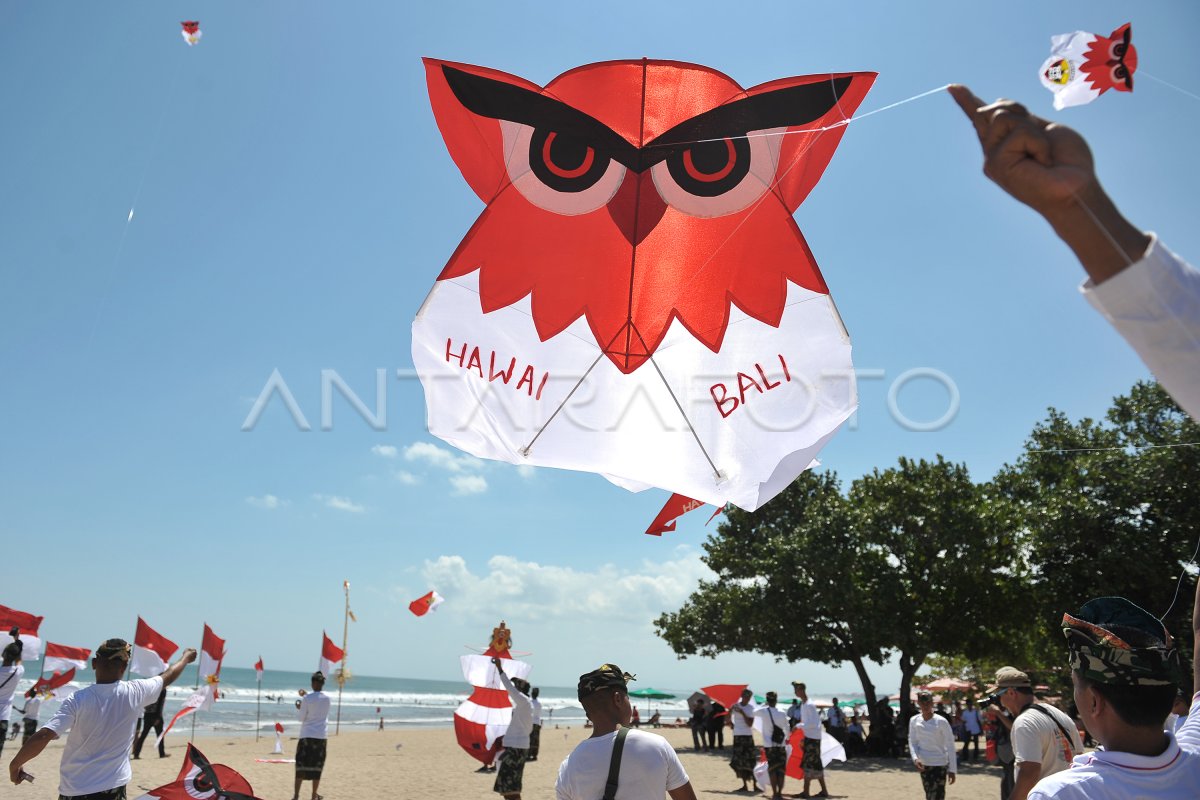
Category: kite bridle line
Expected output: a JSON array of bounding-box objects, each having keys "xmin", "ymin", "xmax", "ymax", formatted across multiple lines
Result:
[{"xmin": 1139, "ymin": 70, "xmax": 1200, "ymax": 104}]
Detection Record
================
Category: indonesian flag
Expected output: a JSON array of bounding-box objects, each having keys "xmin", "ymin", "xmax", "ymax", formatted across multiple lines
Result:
[
  {"xmin": 131, "ymin": 617, "xmax": 179, "ymax": 677},
  {"xmin": 645, "ymin": 493, "xmax": 706, "ymax": 535},
  {"xmin": 255, "ymin": 657, "xmax": 264, "ymax": 682},
  {"xmin": 197, "ymin": 624, "xmax": 226, "ymax": 711},
  {"xmin": 43, "ymin": 642, "xmax": 91, "ymax": 673},
  {"xmin": 409, "ymin": 590, "xmax": 445, "ymax": 617},
  {"xmin": 318, "ymin": 632, "xmax": 343, "ymax": 678},
  {"xmin": 0, "ymin": 604, "xmax": 44, "ymax": 660}
]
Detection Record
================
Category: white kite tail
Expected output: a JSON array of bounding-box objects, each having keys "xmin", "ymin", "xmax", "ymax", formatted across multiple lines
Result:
[{"xmin": 156, "ymin": 687, "xmax": 211, "ymax": 746}]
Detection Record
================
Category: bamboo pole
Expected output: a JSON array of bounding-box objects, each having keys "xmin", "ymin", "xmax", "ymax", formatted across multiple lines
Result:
[{"xmin": 335, "ymin": 581, "xmax": 350, "ymax": 735}]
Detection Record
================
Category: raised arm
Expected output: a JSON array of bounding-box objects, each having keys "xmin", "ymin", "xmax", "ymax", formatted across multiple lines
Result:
[{"xmin": 161, "ymin": 648, "xmax": 197, "ymax": 688}]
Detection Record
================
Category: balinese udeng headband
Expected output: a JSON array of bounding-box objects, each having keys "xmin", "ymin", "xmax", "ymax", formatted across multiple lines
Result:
[{"xmin": 1062, "ymin": 597, "xmax": 1182, "ymax": 687}]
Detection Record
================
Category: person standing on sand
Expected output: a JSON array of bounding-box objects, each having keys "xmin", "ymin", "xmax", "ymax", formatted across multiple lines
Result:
[
  {"xmin": 17, "ymin": 689, "xmax": 40, "ymax": 747},
  {"xmin": 7, "ymin": 638, "xmax": 195, "ymax": 799},
  {"xmin": 909, "ymin": 690, "xmax": 957, "ymax": 800},
  {"xmin": 792, "ymin": 681, "xmax": 830, "ymax": 798},
  {"xmin": 0, "ymin": 632, "xmax": 24, "ymax": 760},
  {"xmin": 555, "ymin": 663, "xmax": 697, "ymax": 800},
  {"xmin": 491, "ymin": 656, "xmax": 533, "ymax": 800},
  {"xmin": 293, "ymin": 671, "xmax": 332, "ymax": 800},
  {"xmin": 756, "ymin": 692, "xmax": 789, "ymax": 800},
  {"xmin": 728, "ymin": 688, "xmax": 757, "ymax": 792},
  {"xmin": 131, "ymin": 681, "xmax": 168, "ymax": 759},
  {"xmin": 529, "ymin": 686, "xmax": 543, "ymax": 762}
]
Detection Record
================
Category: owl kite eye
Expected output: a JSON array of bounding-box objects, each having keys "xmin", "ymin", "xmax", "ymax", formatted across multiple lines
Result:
[
  {"xmin": 1111, "ymin": 41, "xmax": 1127, "ymax": 59},
  {"xmin": 184, "ymin": 766, "xmax": 217, "ymax": 799},
  {"xmin": 665, "ymin": 137, "xmax": 751, "ymax": 197},
  {"xmin": 650, "ymin": 127, "xmax": 782, "ymax": 218},
  {"xmin": 501, "ymin": 121, "xmax": 626, "ymax": 216}
]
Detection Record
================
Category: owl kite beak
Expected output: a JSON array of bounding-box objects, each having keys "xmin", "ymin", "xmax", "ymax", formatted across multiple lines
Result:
[{"xmin": 607, "ymin": 171, "xmax": 667, "ymax": 247}]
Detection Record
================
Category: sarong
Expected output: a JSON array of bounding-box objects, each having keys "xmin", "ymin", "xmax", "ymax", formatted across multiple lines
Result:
[
  {"xmin": 60, "ymin": 788, "xmax": 126, "ymax": 800},
  {"xmin": 730, "ymin": 734, "xmax": 757, "ymax": 775},
  {"xmin": 295, "ymin": 737, "xmax": 327, "ymax": 778},
  {"xmin": 493, "ymin": 747, "xmax": 528, "ymax": 795},
  {"xmin": 802, "ymin": 737, "xmax": 824, "ymax": 778},
  {"xmin": 765, "ymin": 745, "xmax": 787, "ymax": 775},
  {"xmin": 920, "ymin": 765, "xmax": 948, "ymax": 800}
]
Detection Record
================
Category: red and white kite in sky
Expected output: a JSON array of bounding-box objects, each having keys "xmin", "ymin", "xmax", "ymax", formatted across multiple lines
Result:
[
  {"xmin": 1039, "ymin": 23, "xmax": 1136, "ymax": 110},
  {"xmin": 0, "ymin": 604, "xmax": 44, "ymax": 660},
  {"xmin": 318, "ymin": 632, "xmax": 344, "ymax": 678},
  {"xmin": 409, "ymin": 590, "xmax": 446, "ymax": 616},
  {"xmin": 415, "ymin": 58, "xmax": 875, "ymax": 512},
  {"xmin": 34, "ymin": 668, "xmax": 78, "ymax": 700},
  {"xmin": 180, "ymin": 21, "xmax": 202, "ymax": 47},
  {"xmin": 43, "ymin": 642, "xmax": 91, "ymax": 673},
  {"xmin": 131, "ymin": 617, "xmax": 179, "ymax": 677}
]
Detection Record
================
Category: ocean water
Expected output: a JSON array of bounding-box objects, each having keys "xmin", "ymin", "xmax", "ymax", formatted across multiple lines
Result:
[{"xmin": 16, "ymin": 666, "xmax": 696, "ymax": 737}]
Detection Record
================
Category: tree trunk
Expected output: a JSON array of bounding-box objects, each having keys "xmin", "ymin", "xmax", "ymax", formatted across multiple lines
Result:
[{"xmin": 897, "ymin": 651, "xmax": 926, "ymax": 712}]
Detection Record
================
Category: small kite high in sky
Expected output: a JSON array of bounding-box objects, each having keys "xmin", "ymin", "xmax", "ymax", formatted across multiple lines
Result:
[
  {"xmin": 409, "ymin": 589, "xmax": 446, "ymax": 616},
  {"xmin": 414, "ymin": 58, "xmax": 875, "ymax": 511},
  {"xmin": 1039, "ymin": 22, "xmax": 1136, "ymax": 109},
  {"xmin": 180, "ymin": 21, "xmax": 202, "ymax": 46}
]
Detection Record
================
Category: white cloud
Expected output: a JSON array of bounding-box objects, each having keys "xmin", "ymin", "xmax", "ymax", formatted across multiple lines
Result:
[
  {"xmin": 418, "ymin": 548, "xmax": 714, "ymax": 624},
  {"xmin": 245, "ymin": 494, "xmax": 282, "ymax": 510},
  {"xmin": 394, "ymin": 470, "xmax": 421, "ymax": 485},
  {"xmin": 450, "ymin": 474, "xmax": 488, "ymax": 495},
  {"xmin": 404, "ymin": 442, "xmax": 484, "ymax": 473},
  {"xmin": 371, "ymin": 444, "xmax": 398, "ymax": 458},
  {"xmin": 516, "ymin": 465, "xmax": 536, "ymax": 480},
  {"xmin": 314, "ymin": 494, "xmax": 365, "ymax": 514}
]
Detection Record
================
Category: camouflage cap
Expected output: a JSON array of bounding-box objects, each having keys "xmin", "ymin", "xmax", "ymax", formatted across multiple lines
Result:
[
  {"xmin": 1063, "ymin": 596, "xmax": 1183, "ymax": 687},
  {"xmin": 95, "ymin": 638, "xmax": 132, "ymax": 663},
  {"xmin": 577, "ymin": 663, "xmax": 635, "ymax": 700}
]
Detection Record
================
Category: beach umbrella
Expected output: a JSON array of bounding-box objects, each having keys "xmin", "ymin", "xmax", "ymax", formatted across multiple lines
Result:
[
  {"xmin": 921, "ymin": 677, "xmax": 974, "ymax": 692},
  {"xmin": 700, "ymin": 684, "xmax": 747, "ymax": 711},
  {"xmin": 629, "ymin": 687, "xmax": 675, "ymax": 714}
]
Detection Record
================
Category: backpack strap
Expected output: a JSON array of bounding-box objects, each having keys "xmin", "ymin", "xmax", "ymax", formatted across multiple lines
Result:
[{"xmin": 601, "ymin": 726, "xmax": 631, "ymax": 800}]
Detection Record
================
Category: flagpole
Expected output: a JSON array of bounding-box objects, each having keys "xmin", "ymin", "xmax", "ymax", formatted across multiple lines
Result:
[
  {"xmin": 336, "ymin": 580, "xmax": 350, "ymax": 736},
  {"xmin": 256, "ymin": 661, "xmax": 262, "ymax": 742},
  {"xmin": 190, "ymin": 625, "xmax": 201, "ymax": 743}
]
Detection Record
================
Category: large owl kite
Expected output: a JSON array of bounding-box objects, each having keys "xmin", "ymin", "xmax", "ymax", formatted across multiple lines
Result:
[
  {"xmin": 413, "ymin": 58, "xmax": 874, "ymax": 511},
  {"xmin": 1039, "ymin": 23, "xmax": 1136, "ymax": 110}
]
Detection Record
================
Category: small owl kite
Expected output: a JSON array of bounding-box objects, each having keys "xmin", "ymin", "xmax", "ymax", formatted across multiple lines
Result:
[
  {"xmin": 180, "ymin": 21, "xmax": 202, "ymax": 47},
  {"xmin": 1039, "ymin": 23, "xmax": 1136, "ymax": 109}
]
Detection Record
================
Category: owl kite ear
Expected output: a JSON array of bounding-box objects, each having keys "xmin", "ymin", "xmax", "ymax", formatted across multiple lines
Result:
[
  {"xmin": 424, "ymin": 58, "xmax": 546, "ymax": 204},
  {"xmin": 746, "ymin": 71, "xmax": 876, "ymax": 212}
]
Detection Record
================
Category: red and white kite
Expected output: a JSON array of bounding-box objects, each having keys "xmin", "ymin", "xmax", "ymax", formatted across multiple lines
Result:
[
  {"xmin": 43, "ymin": 642, "xmax": 91, "ymax": 673},
  {"xmin": 318, "ymin": 632, "xmax": 344, "ymax": 678},
  {"xmin": 158, "ymin": 624, "xmax": 225, "ymax": 743},
  {"xmin": 34, "ymin": 668, "xmax": 78, "ymax": 700},
  {"xmin": 133, "ymin": 744, "xmax": 262, "ymax": 800},
  {"xmin": 1039, "ymin": 23, "xmax": 1136, "ymax": 110},
  {"xmin": 414, "ymin": 58, "xmax": 875, "ymax": 512},
  {"xmin": 0, "ymin": 604, "xmax": 44, "ymax": 659},
  {"xmin": 409, "ymin": 590, "xmax": 446, "ymax": 616},
  {"xmin": 180, "ymin": 21, "xmax": 202, "ymax": 47},
  {"xmin": 454, "ymin": 622, "xmax": 532, "ymax": 765},
  {"xmin": 131, "ymin": 617, "xmax": 179, "ymax": 677},
  {"xmin": 752, "ymin": 726, "xmax": 845, "ymax": 790}
]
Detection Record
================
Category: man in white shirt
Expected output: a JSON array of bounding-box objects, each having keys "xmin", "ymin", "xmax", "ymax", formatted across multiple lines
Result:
[
  {"xmin": 959, "ymin": 697, "xmax": 983, "ymax": 762},
  {"xmin": 994, "ymin": 666, "xmax": 1082, "ymax": 800},
  {"xmin": 1027, "ymin": 588, "xmax": 1200, "ymax": 799},
  {"xmin": 492, "ymin": 656, "xmax": 534, "ymax": 800},
  {"xmin": 908, "ymin": 690, "xmax": 956, "ymax": 800},
  {"xmin": 950, "ymin": 85, "xmax": 1200, "ymax": 422},
  {"xmin": 0, "ymin": 635, "xmax": 24, "ymax": 760},
  {"xmin": 825, "ymin": 699, "xmax": 844, "ymax": 734},
  {"xmin": 293, "ymin": 671, "xmax": 332, "ymax": 800},
  {"xmin": 728, "ymin": 688, "xmax": 757, "ymax": 792},
  {"xmin": 556, "ymin": 663, "xmax": 697, "ymax": 800},
  {"xmin": 529, "ymin": 687, "xmax": 543, "ymax": 762},
  {"xmin": 755, "ymin": 692, "xmax": 789, "ymax": 800},
  {"xmin": 791, "ymin": 681, "xmax": 830, "ymax": 798},
  {"xmin": 7, "ymin": 637, "xmax": 196, "ymax": 800},
  {"xmin": 17, "ymin": 690, "xmax": 40, "ymax": 747}
]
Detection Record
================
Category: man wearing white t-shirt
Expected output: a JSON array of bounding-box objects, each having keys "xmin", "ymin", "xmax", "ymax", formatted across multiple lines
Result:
[
  {"xmin": 995, "ymin": 666, "xmax": 1082, "ymax": 800},
  {"xmin": 556, "ymin": 664, "xmax": 697, "ymax": 800},
  {"xmin": 1026, "ymin": 587, "xmax": 1200, "ymax": 800},
  {"xmin": 791, "ymin": 681, "xmax": 829, "ymax": 798},
  {"xmin": 18, "ymin": 690, "xmax": 41, "ymax": 747},
  {"xmin": 728, "ymin": 688, "xmax": 757, "ymax": 792},
  {"xmin": 529, "ymin": 686, "xmax": 543, "ymax": 762},
  {"xmin": 0, "ymin": 636, "xmax": 25, "ymax": 759},
  {"xmin": 7, "ymin": 637, "xmax": 196, "ymax": 800},
  {"xmin": 293, "ymin": 671, "xmax": 332, "ymax": 800},
  {"xmin": 755, "ymin": 692, "xmax": 789, "ymax": 800}
]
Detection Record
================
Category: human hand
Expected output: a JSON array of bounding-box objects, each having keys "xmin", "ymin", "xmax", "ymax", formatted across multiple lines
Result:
[
  {"xmin": 948, "ymin": 84, "xmax": 1096, "ymax": 222},
  {"xmin": 491, "ymin": 657, "xmax": 504, "ymax": 673},
  {"xmin": 914, "ymin": 760, "xmax": 925, "ymax": 772},
  {"xmin": 298, "ymin": 689, "xmax": 307, "ymax": 696},
  {"xmin": 179, "ymin": 648, "xmax": 198, "ymax": 665},
  {"xmin": 948, "ymin": 773, "xmax": 956, "ymax": 785},
  {"xmin": 8, "ymin": 763, "xmax": 33, "ymax": 786}
]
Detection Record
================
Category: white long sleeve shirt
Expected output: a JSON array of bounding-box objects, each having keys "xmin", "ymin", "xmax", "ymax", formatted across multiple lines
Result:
[
  {"xmin": 1082, "ymin": 235, "xmax": 1200, "ymax": 421},
  {"xmin": 909, "ymin": 712, "xmax": 958, "ymax": 772},
  {"xmin": 499, "ymin": 671, "xmax": 534, "ymax": 749}
]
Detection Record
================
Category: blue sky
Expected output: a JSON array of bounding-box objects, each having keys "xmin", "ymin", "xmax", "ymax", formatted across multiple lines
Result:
[{"xmin": 2, "ymin": 1, "xmax": 1197, "ymax": 694}]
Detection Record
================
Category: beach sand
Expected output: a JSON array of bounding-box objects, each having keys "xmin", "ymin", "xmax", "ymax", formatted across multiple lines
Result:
[{"xmin": 15, "ymin": 726, "xmax": 1005, "ymax": 799}]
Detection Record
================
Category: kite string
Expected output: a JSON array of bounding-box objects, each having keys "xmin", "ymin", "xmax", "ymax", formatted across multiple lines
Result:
[
  {"xmin": 1139, "ymin": 70, "xmax": 1200, "ymax": 104},
  {"xmin": 1159, "ymin": 530, "xmax": 1200, "ymax": 623}
]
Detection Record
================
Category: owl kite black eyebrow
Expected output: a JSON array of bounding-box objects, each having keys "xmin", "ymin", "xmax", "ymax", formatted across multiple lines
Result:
[{"xmin": 442, "ymin": 65, "xmax": 851, "ymax": 172}]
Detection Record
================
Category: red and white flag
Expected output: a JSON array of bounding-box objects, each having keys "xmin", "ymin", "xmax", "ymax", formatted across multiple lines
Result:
[
  {"xmin": 158, "ymin": 688, "xmax": 211, "ymax": 746},
  {"xmin": 318, "ymin": 632, "xmax": 343, "ymax": 678},
  {"xmin": 645, "ymin": 493, "xmax": 706, "ymax": 535},
  {"xmin": 255, "ymin": 657, "xmax": 264, "ymax": 682},
  {"xmin": 131, "ymin": 617, "xmax": 179, "ymax": 677},
  {"xmin": 43, "ymin": 642, "xmax": 91, "ymax": 673},
  {"xmin": 0, "ymin": 604, "xmax": 44, "ymax": 660},
  {"xmin": 408, "ymin": 590, "xmax": 445, "ymax": 617},
  {"xmin": 197, "ymin": 624, "xmax": 226, "ymax": 711}
]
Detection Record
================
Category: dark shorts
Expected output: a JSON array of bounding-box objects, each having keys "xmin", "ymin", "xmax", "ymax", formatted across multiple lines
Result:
[
  {"xmin": 802, "ymin": 737, "xmax": 823, "ymax": 777},
  {"xmin": 920, "ymin": 765, "xmax": 948, "ymax": 800},
  {"xmin": 23, "ymin": 719, "xmax": 37, "ymax": 745},
  {"xmin": 60, "ymin": 788, "xmax": 126, "ymax": 800},
  {"xmin": 494, "ymin": 747, "xmax": 528, "ymax": 795},
  {"xmin": 765, "ymin": 745, "xmax": 787, "ymax": 774},
  {"xmin": 730, "ymin": 735, "xmax": 757, "ymax": 774},
  {"xmin": 295, "ymin": 737, "xmax": 327, "ymax": 778}
]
